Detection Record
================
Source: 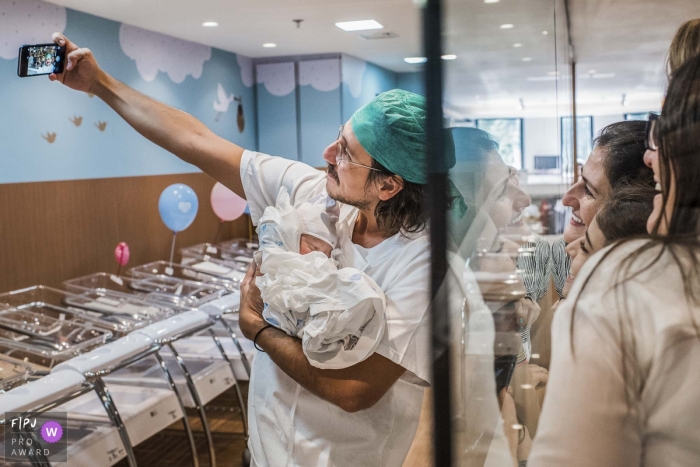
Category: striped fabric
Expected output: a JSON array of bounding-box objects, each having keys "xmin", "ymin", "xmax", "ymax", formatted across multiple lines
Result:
[
  {"xmin": 551, "ymin": 236, "xmax": 571, "ymax": 299},
  {"xmin": 516, "ymin": 235, "xmax": 551, "ymax": 363},
  {"xmin": 517, "ymin": 236, "xmax": 552, "ymax": 303}
]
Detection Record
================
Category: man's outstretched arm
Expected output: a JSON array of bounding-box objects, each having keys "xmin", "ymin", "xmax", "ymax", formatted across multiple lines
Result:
[{"xmin": 49, "ymin": 33, "xmax": 246, "ymax": 197}]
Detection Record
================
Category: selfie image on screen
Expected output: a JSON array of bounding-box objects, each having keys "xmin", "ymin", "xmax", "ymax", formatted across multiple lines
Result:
[{"xmin": 27, "ymin": 45, "xmax": 60, "ymax": 76}]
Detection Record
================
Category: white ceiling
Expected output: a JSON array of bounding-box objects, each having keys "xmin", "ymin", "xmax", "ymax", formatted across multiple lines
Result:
[
  {"xmin": 45, "ymin": 0, "xmax": 423, "ymax": 71},
  {"xmin": 569, "ymin": 0, "xmax": 700, "ymax": 112},
  {"xmin": 46, "ymin": 0, "xmax": 700, "ymax": 117}
]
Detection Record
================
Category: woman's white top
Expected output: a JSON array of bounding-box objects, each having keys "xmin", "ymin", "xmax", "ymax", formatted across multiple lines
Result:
[
  {"xmin": 530, "ymin": 240, "xmax": 700, "ymax": 467},
  {"xmin": 241, "ymin": 150, "xmax": 433, "ymax": 467}
]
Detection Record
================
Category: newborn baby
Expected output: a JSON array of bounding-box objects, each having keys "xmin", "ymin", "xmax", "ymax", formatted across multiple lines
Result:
[{"xmin": 254, "ymin": 187, "xmax": 386, "ymax": 369}]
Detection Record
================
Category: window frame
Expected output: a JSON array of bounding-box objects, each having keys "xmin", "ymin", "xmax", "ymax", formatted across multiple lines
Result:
[
  {"xmin": 624, "ymin": 112, "xmax": 652, "ymax": 121},
  {"xmin": 560, "ymin": 115, "xmax": 594, "ymax": 173}
]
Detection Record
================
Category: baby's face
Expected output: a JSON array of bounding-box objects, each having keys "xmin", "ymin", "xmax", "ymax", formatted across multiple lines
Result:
[{"xmin": 299, "ymin": 234, "xmax": 333, "ymax": 257}]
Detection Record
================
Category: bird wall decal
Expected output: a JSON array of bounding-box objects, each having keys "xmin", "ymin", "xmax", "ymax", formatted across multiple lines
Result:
[
  {"xmin": 95, "ymin": 121, "xmax": 107, "ymax": 131},
  {"xmin": 70, "ymin": 116, "xmax": 83, "ymax": 126},
  {"xmin": 42, "ymin": 132, "xmax": 57, "ymax": 143},
  {"xmin": 213, "ymin": 83, "xmax": 235, "ymax": 122}
]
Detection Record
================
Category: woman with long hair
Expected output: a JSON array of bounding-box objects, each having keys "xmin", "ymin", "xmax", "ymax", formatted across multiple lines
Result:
[
  {"xmin": 529, "ymin": 54, "xmax": 700, "ymax": 467},
  {"xmin": 668, "ymin": 18, "xmax": 700, "ymax": 78},
  {"xmin": 551, "ymin": 121, "xmax": 654, "ymax": 298},
  {"xmin": 560, "ymin": 183, "xmax": 656, "ymax": 299}
]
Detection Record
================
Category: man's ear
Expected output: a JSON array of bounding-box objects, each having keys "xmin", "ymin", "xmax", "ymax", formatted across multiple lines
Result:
[{"xmin": 377, "ymin": 175, "xmax": 404, "ymax": 201}]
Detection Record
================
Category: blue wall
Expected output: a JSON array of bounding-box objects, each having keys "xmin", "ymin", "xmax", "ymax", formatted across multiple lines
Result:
[
  {"xmin": 255, "ymin": 61, "xmax": 298, "ymax": 160},
  {"xmin": 252, "ymin": 58, "xmax": 423, "ymax": 165},
  {"xmin": 299, "ymin": 85, "xmax": 341, "ymax": 167},
  {"xmin": 1, "ymin": 3, "xmax": 430, "ymax": 184},
  {"xmin": 341, "ymin": 56, "xmax": 398, "ymax": 123},
  {"xmin": 0, "ymin": 6, "xmax": 256, "ymax": 184},
  {"xmin": 256, "ymin": 85, "xmax": 299, "ymax": 160},
  {"xmin": 397, "ymin": 72, "xmax": 425, "ymax": 97}
]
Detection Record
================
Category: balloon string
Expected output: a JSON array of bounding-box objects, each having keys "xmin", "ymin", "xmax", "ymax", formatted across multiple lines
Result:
[
  {"xmin": 169, "ymin": 232, "xmax": 177, "ymax": 267},
  {"xmin": 116, "ymin": 249, "xmax": 123, "ymax": 276},
  {"xmin": 213, "ymin": 220, "xmax": 225, "ymax": 244}
]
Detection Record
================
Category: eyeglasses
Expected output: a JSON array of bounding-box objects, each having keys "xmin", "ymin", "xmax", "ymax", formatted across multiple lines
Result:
[
  {"xmin": 645, "ymin": 112, "xmax": 659, "ymax": 151},
  {"xmin": 335, "ymin": 125, "xmax": 381, "ymax": 172}
]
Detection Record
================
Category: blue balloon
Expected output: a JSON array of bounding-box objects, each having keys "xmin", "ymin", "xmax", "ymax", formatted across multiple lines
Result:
[
  {"xmin": 244, "ymin": 204, "xmax": 250, "ymax": 215},
  {"xmin": 158, "ymin": 184, "xmax": 199, "ymax": 232}
]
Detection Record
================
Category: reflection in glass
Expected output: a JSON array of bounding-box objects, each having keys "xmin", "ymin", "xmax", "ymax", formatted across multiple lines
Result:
[
  {"xmin": 476, "ymin": 119, "xmax": 524, "ymax": 169},
  {"xmin": 440, "ymin": 0, "xmax": 573, "ymax": 464}
]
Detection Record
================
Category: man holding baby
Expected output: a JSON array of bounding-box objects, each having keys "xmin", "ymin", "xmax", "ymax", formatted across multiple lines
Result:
[{"xmin": 50, "ymin": 32, "xmax": 448, "ymax": 467}]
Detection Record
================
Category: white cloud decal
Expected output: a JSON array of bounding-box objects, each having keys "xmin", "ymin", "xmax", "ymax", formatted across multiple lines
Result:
[
  {"xmin": 299, "ymin": 58, "xmax": 340, "ymax": 92},
  {"xmin": 119, "ymin": 24, "xmax": 211, "ymax": 83},
  {"xmin": 0, "ymin": 0, "xmax": 66, "ymax": 60},
  {"xmin": 342, "ymin": 55, "xmax": 367, "ymax": 99},
  {"xmin": 237, "ymin": 54, "xmax": 254, "ymax": 88},
  {"xmin": 256, "ymin": 62, "xmax": 295, "ymax": 97}
]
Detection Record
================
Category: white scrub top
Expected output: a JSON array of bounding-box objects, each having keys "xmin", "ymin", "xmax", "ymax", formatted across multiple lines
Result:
[
  {"xmin": 241, "ymin": 150, "xmax": 432, "ymax": 467},
  {"xmin": 530, "ymin": 240, "xmax": 700, "ymax": 467}
]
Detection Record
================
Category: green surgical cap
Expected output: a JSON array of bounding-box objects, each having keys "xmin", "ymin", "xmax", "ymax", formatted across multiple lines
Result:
[{"xmin": 350, "ymin": 89, "xmax": 456, "ymax": 184}]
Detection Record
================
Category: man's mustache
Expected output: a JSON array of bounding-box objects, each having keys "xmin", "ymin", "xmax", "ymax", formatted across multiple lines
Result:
[{"xmin": 327, "ymin": 164, "xmax": 339, "ymax": 182}]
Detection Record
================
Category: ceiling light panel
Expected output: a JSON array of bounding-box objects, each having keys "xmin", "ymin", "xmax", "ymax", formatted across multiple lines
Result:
[{"xmin": 335, "ymin": 20, "xmax": 383, "ymax": 32}]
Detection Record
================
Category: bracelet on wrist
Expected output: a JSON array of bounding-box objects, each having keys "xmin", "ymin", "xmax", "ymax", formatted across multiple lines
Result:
[{"xmin": 254, "ymin": 324, "xmax": 273, "ymax": 352}]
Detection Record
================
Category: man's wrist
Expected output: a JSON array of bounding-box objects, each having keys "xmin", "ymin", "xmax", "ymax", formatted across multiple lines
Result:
[
  {"xmin": 253, "ymin": 324, "xmax": 276, "ymax": 351},
  {"xmin": 90, "ymin": 70, "xmax": 112, "ymax": 98},
  {"xmin": 251, "ymin": 317, "xmax": 269, "ymax": 337},
  {"xmin": 240, "ymin": 307, "xmax": 268, "ymax": 340}
]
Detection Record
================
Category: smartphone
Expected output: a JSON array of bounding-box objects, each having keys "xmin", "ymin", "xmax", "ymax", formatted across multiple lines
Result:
[
  {"xmin": 17, "ymin": 43, "xmax": 66, "ymax": 78},
  {"xmin": 494, "ymin": 354, "xmax": 517, "ymax": 393}
]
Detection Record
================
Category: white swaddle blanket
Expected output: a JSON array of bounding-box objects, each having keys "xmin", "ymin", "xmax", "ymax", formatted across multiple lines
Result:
[{"xmin": 255, "ymin": 188, "xmax": 386, "ymax": 369}]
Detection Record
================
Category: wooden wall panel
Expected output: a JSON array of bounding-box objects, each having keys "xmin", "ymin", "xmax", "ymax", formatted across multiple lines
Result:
[{"xmin": 0, "ymin": 173, "xmax": 250, "ymax": 292}]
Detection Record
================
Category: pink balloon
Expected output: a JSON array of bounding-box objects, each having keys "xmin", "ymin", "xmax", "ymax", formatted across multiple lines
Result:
[
  {"xmin": 211, "ymin": 182, "xmax": 247, "ymax": 221},
  {"xmin": 114, "ymin": 242, "xmax": 130, "ymax": 266}
]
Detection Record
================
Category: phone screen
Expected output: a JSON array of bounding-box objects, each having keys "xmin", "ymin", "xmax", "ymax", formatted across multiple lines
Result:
[{"xmin": 17, "ymin": 44, "xmax": 66, "ymax": 77}]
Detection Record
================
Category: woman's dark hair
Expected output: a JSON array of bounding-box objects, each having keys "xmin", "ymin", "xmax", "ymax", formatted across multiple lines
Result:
[
  {"xmin": 596, "ymin": 183, "xmax": 656, "ymax": 245},
  {"xmin": 571, "ymin": 54, "xmax": 700, "ymax": 407},
  {"xmin": 594, "ymin": 121, "xmax": 654, "ymax": 191}
]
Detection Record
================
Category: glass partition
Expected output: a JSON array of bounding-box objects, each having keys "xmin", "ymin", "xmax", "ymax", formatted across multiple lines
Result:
[{"xmin": 436, "ymin": 0, "xmax": 573, "ymax": 464}]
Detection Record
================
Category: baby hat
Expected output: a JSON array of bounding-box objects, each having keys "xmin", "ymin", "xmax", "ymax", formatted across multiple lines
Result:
[{"xmin": 296, "ymin": 193, "xmax": 340, "ymax": 248}]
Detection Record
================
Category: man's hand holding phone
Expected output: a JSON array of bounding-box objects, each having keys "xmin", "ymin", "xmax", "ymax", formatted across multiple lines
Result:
[{"xmin": 49, "ymin": 33, "xmax": 101, "ymax": 95}]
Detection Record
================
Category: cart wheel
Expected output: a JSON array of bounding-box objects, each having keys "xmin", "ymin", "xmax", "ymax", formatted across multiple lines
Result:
[{"xmin": 242, "ymin": 447, "xmax": 251, "ymax": 467}]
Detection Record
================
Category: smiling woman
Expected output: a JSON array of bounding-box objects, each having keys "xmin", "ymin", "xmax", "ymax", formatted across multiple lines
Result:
[
  {"xmin": 552, "ymin": 120, "xmax": 654, "ymax": 301},
  {"xmin": 561, "ymin": 121, "xmax": 653, "ymax": 243},
  {"xmin": 530, "ymin": 54, "xmax": 700, "ymax": 467}
]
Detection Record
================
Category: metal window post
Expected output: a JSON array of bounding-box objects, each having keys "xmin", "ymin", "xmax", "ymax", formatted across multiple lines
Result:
[{"xmin": 423, "ymin": 0, "xmax": 453, "ymax": 465}]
